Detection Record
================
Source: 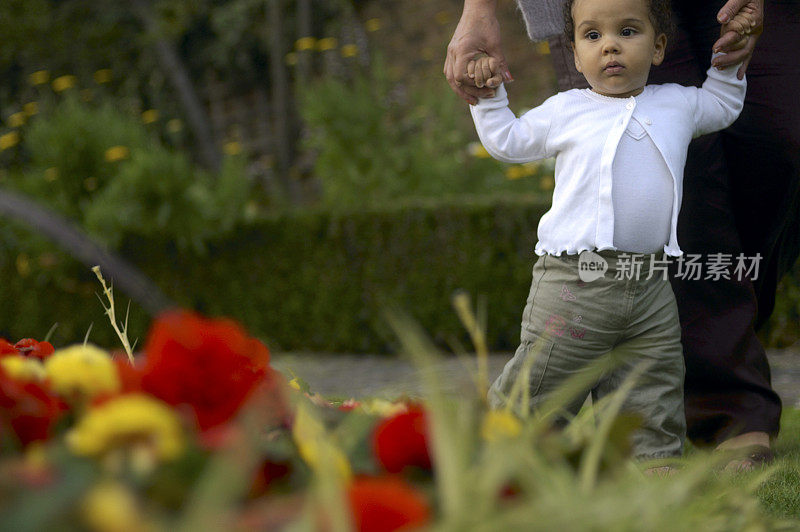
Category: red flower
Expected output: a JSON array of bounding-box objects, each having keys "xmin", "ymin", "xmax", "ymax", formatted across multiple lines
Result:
[
  {"xmin": 0, "ymin": 339, "xmax": 17, "ymax": 357},
  {"xmin": 140, "ymin": 311, "xmax": 274, "ymax": 431},
  {"xmin": 0, "ymin": 366, "xmax": 66, "ymax": 447},
  {"xmin": 372, "ymin": 405, "xmax": 432, "ymax": 474},
  {"xmin": 348, "ymin": 475, "xmax": 431, "ymax": 532},
  {"xmin": 13, "ymin": 339, "xmax": 55, "ymax": 360}
]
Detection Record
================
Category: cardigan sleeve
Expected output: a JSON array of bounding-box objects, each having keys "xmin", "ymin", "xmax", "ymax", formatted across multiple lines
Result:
[
  {"xmin": 469, "ymin": 84, "xmax": 558, "ymax": 163},
  {"xmin": 682, "ymin": 54, "xmax": 746, "ymax": 138}
]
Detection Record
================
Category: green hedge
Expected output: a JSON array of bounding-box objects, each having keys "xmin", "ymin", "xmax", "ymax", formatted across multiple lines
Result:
[{"xmin": 1, "ymin": 196, "xmax": 798, "ymax": 352}]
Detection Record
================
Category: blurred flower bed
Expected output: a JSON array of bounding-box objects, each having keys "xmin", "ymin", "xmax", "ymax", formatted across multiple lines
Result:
[{"xmin": 1, "ymin": 301, "xmax": 796, "ymax": 531}]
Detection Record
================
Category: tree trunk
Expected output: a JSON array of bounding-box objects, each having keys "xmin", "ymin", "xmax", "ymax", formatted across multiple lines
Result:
[
  {"xmin": 267, "ymin": 0, "xmax": 303, "ymax": 203},
  {"xmin": 130, "ymin": 0, "xmax": 222, "ymax": 172}
]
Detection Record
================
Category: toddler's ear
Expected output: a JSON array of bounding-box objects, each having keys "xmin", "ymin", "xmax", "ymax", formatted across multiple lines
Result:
[{"xmin": 652, "ymin": 33, "xmax": 667, "ymax": 66}]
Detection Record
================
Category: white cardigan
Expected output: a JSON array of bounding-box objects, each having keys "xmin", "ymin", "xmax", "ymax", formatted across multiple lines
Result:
[{"xmin": 470, "ymin": 60, "xmax": 746, "ymax": 257}]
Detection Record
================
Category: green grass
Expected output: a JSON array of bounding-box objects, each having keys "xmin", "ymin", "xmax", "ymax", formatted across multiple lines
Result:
[{"xmin": 757, "ymin": 408, "xmax": 800, "ymax": 520}]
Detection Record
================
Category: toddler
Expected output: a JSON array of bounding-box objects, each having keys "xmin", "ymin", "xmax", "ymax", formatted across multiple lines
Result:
[{"xmin": 469, "ymin": 0, "xmax": 750, "ymax": 461}]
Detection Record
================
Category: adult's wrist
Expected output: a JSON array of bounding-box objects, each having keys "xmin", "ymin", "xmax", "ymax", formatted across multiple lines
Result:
[{"xmin": 462, "ymin": 0, "xmax": 498, "ymax": 15}]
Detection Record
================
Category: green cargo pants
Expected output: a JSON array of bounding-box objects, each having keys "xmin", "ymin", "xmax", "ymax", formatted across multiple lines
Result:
[{"xmin": 489, "ymin": 251, "xmax": 686, "ymax": 459}]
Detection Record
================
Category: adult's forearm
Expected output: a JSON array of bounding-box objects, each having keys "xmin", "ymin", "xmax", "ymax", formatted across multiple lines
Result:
[{"xmin": 461, "ymin": 0, "xmax": 498, "ymax": 15}]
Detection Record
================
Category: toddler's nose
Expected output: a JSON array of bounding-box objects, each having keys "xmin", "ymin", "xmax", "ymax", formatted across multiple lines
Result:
[{"xmin": 601, "ymin": 38, "xmax": 621, "ymax": 55}]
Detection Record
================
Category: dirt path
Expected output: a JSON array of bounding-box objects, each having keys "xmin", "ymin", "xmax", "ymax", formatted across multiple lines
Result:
[{"xmin": 273, "ymin": 349, "xmax": 800, "ymax": 408}]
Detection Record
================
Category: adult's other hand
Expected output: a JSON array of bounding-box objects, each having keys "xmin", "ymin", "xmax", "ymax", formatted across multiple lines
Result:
[
  {"xmin": 712, "ymin": 0, "xmax": 764, "ymax": 79},
  {"xmin": 444, "ymin": 1, "xmax": 512, "ymax": 105}
]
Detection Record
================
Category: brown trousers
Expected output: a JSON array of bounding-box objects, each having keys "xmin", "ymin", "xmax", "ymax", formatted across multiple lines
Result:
[{"xmin": 547, "ymin": 0, "xmax": 800, "ymax": 445}]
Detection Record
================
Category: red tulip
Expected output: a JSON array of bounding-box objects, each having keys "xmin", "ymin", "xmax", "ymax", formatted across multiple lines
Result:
[
  {"xmin": 141, "ymin": 310, "xmax": 275, "ymax": 431},
  {"xmin": 0, "ymin": 366, "xmax": 66, "ymax": 447},
  {"xmin": 372, "ymin": 405, "xmax": 432, "ymax": 474},
  {"xmin": 348, "ymin": 475, "xmax": 431, "ymax": 532}
]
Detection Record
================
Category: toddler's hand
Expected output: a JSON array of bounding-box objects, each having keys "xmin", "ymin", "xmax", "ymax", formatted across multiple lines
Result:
[
  {"xmin": 721, "ymin": 3, "xmax": 759, "ymax": 38},
  {"xmin": 467, "ymin": 56, "xmax": 503, "ymax": 95}
]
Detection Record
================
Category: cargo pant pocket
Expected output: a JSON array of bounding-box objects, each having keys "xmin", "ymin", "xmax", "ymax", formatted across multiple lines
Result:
[{"xmin": 488, "ymin": 333, "xmax": 555, "ymax": 413}]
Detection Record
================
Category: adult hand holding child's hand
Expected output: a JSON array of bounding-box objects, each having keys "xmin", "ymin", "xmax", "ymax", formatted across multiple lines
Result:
[
  {"xmin": 444, "ymin": 1, "xmax": 512, "ymax": 105},
  {"xmin": 712, "ymin": 0, "xmax": 764, "ymax": 79}
]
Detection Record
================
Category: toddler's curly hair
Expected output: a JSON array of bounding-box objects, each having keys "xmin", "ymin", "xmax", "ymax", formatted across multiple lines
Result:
[{"xmin": 563, "ymin": 0, "xmax": 675, "ymax": 43}]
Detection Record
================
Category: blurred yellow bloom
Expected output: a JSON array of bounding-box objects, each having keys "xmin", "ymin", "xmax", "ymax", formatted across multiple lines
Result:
[
  {"xmin": 293, "ymin": 403, "xmax": 351, "ymax": 482},
  {"xmin": 316, "ymin": 37, "xmax": 338, "ymax": 52},
  {"xmin": 82, "ymin": 480, "xmax": 147, "ymax": 532},
  {"xmin": 468, "ymin": 142, "xmax": 491, "ymax": 159},
  {"xmin": 15, "ymin": 253, "xmax": 31, "ymax": 277},
  {"xmin": 44, "ymin": 344, "xmax": 120, "ymax": 400},
  {"xmin": 536, "ymin": 41, "xmax": 551, "ymax": 55},
  {"xmin": 0, "ymin": 131, "xmax": 20, "ymax": 151},
  {"xmin": 8, "ymin": 112, "xmax": 26, "ymax": 128},
  {"xmin": 94, "ymin": 69, "xmax": 113, "ymax": 84},
  {"xmin": 52, "ymin": 75, "xmax": 78, "ymax": 92},
  {"xmin": 435, "ymin": 11, "xmax": 451, "ymax": 25},
  {"xmin": 45, "ymin": 167, "xmax": 59, "ymax": 182},
  {"xmin": 0, "ymin": 356, "xmax": 46, "ymax": 382},
  {"xmin": 104, "ymin": 146, "xmax": 130, "ymax": 162},
  {"xmin": 29, "ymin": 70, "xmax": 50, "ymax": 86},
  {"xmin": 341, "ymin": 44, "xmax": 359, "ymax": 58},
  {"xmin": 361, "ymin": 398, "xmax": 408, "ymax": 418},
  {"xmin": 505, "ymin": 166, "xmax": 525, "ymax": 180},
  {"xmin": 288, "ymin": 378, "xmax": 301, "ymax": 391},
  {"xmin": 23, "ymin": 102, "xmax": 39, "ymax": 116},
  {"xmin": 540, "ymin": 175, "xmax": 555, "ymax": 190},
  {"xmin": 285, "ymin": 52, "xmax": 298, "ymax": 66},
  {"xmin": 481, "ymin": 410, "xmax": 522, "ymax": 442},
  {"xmin": 295, "ymin": 36, "xmax": 316, "ymax": 51},
  {"xmin": 223, "ymin": 141, "xmax": 242, "ymax": 156},
  {"xmin": 167, "ymin": 119, "xmax": 183, "ymax": 133},
  {"xmin": 141, "ymin": 109, "xmax": 159, "ymax": 124},
  {"xmin": 365, "ymin": 18, "xmax": 382, "ymax": 32},
  {"xmin": 67, "ymin": 394, "xmax": 184, "ymax": 461}
]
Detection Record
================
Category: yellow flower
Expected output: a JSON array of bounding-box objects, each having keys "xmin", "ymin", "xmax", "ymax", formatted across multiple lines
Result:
[
  {"xmin": 93, "ymin": 69, "xmax": 113, "ymax": 84},
  {"xmin": 29, "ymin": 70, "xmax": 50, "ymax": 86},
  {"xmin": 141, "ymin": 109, "xmax": 159, "ymax": 124},
  {"xmin": 481, "ymin": 410, "xmax": 522, "ymax": 442},
  {"xmin": 23, "ymin": 102, "xmax": 39, "ymax": 116},
  {"xmin": 223, "ymin": 141, "xmax": 242, "ymax": 156},
  {"xmin": 1, "ymin": 356, "xmax": 46, "ymax": 382},
  {"xmin": 82, "ymin": 480, "xmax": 147, "ymax": 532},
  {"xmin": 8, "ymin": 112, "xmax": 26, "ymax": 128},
  {"xmin": 468, "ymin": 142, "xmax": 491, "ymax": 159},
  {"xmin": 540, "ymin": 175, "xmax": 555, "ymax": 190},
  {"xmin": 44, "ymin": 344, "xmax": 120, "ymax": 400},
  {"xmin": 361, "ymin": 398, "xmax": 408, "ymax": 418},
  {"xmin": 104, "ymin": 146, "xmax": 130, "ymax": 163},
  {"xmin": 316, "ymin": 37, "xmax": 338, "ymax": 52},
  {"xmin": 52, "ymin": 75, "xmax": 78, "ymax": 92},
  {"xmin": 365, "ymin": 18, "xmax": 382, "ymax": 32},
  {"xmin": 536, "ymin": 41, "xmax": 551, "ymax": 55},
  {"xmin": 67, "ymin": 394, "xmax": 184, "ymax": 461},
  {"xmin": 295, "ymin": 36, "xmax": 316, "ymax": 51},
  {"xmin": 45, "ymin": 167, "xmax": 59, "ymax": 182},
  {"xmin": 166, "ymin": 119, "xmax": 183, "ymax": 133},
  {"xmin": 0, "ymin": 131, "xmax": 20, "ymax": 151},
  {"xmin": 293, "ymin": 402, "xmax": 351, "ymax": 482},
  {"xmin": 15, "ymin": 253, "xmax": 31, "ymax": 277},
  {"xmin": 340, "ymin": 44, "xmax": 359, "ymax": 58},
  {"xmin": 288, "ymin": 378, "xmax": 301, "ymax": 391}
]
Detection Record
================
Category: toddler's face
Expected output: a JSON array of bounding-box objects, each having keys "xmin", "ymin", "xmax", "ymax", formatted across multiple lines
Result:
[{"xmin": 571, "ymin": 0, "xmax": 667, "ymax": 98}]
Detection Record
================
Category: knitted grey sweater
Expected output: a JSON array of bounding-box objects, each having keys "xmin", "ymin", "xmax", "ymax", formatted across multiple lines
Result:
[{"xmin": 516, "ymin": 0, "xmax": 566, "ymax": 41}]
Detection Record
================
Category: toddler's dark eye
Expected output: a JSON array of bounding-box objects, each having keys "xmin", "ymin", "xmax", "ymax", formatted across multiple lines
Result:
[
  {"xmin": 586, "ymin": 30, "xmax": 600, "ymax": 40},
  {"xmin": 621, "ymin": 27, "xmax": 637, "ymax": 36}
]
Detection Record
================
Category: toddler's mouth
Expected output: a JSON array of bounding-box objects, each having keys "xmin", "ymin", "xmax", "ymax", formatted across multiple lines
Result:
[{"xmin": 604, "ymin": 62, "xmax": 624, "ymax": 74}]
